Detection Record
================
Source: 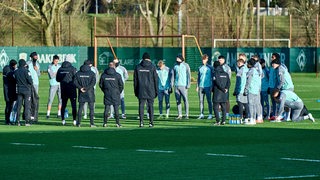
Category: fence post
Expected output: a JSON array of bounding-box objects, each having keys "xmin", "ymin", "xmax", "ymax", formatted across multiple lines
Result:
[
  {"xmin": 290, "ymin": 15, "xmax": 292, "ymax": 47},
  {"xmin": 211, "ymin": 16, "xmax": 214, "ymax": 48},
  {"xmin": 11, "ymin": 16, "xmax": 14, "ymax": 46},
  {"xmin": 116, "ymin": 17, "xmax": 119, "ymax": 47}
]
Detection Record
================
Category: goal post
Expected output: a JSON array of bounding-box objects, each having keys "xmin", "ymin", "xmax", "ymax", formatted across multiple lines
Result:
[
  {"xmin": 93, "ymin": 34, "xmax": 204, "ymax": 67},
  {"xmin": 213, "ymin": 39, "xmax": 291, "ymax": 48}
]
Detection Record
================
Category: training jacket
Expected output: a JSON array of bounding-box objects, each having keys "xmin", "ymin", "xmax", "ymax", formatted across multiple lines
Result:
[
  {"xmin": 74, "ymin": 65, "xmax": 96, "ymax": 103},
  {"xmin": 172, "ymin": 61, "xmax": 191, "ymax": 88},
  {"xmin": 157, "ymin": 66, "xmax": 172, "ymax": 91},
  {"xmin": 3, "ymin": 65, "xmax": 17, "ymax": 102},
  {"xmin": 276, "ymin": 65, "xmax": 294, "ymax": 90},
  {"xmin": 99, "ymin": 67, "xmax": 124, "ymax": 105},
  {"xmin": 134, "ymin": 59, "xmax": 158, "ymax": 99},
  {"xmin": 14, "ymin": 65, "xmax": 33, "ymax": 94},
  {"xmin": 212, "ymin": 66, "xmax": 230, "ymax": 103},
  {"xmin": 197, "ymin": 64, "xmax": 214, "ymax": 88},
  {"xmin": 244, "ymin": 67, "xmax": 261, "ymax": 95},
  {"xmin": 261, "ymin": 66, "xmax": 269, "ymax": 92},
  {"xmin": 26, "ymin": 60, "xmax": 40, "ymax": 86},
  {"xmin": 56, "ymin": 61, "xmax": 77, "ymax": 98},
  {"xmin": 48, "ymin": 63, "xmax": 61, "ymax": 86}
]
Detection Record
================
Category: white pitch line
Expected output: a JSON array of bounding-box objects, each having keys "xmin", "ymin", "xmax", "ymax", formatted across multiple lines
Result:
[
  {"xmin": 11, "ymin": 143, "xmax": 44, "ymax": 146},
  {"xmin": 206, "ymin": 153, "xmax": 246, "ymax": 158},
  {"xmin": 136, "ymin": 149, "xmax": 175, "ymax": 153},
  {"xmin": 72, "ymin": 146, "xmax": 107, "ymax": 150},
  {"xmin": 264, "ymin": 175, "xmax": 318, "ymax": 179},
  {"xmin": 281, "ymin": 157, "xmax": 320, "ymax": 163}
]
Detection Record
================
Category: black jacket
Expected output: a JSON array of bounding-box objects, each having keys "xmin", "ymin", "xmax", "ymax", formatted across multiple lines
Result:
[
  {"xmin": 133, "ymin": 59, "xmax": 158, "ymax": 99},
  {"xmin": 99, "ymin": 67, "xmax": 123, "ymax": 105},
  {"xmin": 56, "ymin": 61, "xmax": 77, "ymax": 98},
  {"xmin": 212, "ymin": 66, "xmax": 230, "ymax": 103},
  {"xmin": 74, "ymin": 65, "xmax": 96, "ymax": 103},
  {"xmin": 3, "ymin": 65, "xmax": 17, "ymax": 101},
  {"xmin": 14, "ymin": 65, "xmax": 33, "ymax": 95}
]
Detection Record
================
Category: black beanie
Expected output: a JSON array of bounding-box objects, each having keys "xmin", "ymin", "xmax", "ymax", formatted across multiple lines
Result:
[
  {"xmin": 272, "ymin": 59, "xmax": 281, "ymax": 65},
  {"xmin": 177, "ymin": 54, "xmax": 185, "ymax": 61},
  {"xmin": 9, "ymin": 59, "xmax": 17, "ymax": 67},
  {"xmin": 18, "ymin": 59, "xmax": 26, "ymax": 67},
  {"xmin": 142, "ymin": 52, "xmax": 150, "ymax": 60},
  {"xmin": 30, "ymin": 52, "xmax": 37, "ymax": 58},
  {"xmin": 247, "ymin": 58, "xmax": 256, "ymax": 66},
  {"xmin": 213, "ymin": 61, "xmax": 220, "ymax": 68}
]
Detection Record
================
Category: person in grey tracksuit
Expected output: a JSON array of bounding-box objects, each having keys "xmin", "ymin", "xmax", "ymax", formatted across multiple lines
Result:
[{"xmin": 172, "ymin": 54, "xmax": 191, "ymax": 119}]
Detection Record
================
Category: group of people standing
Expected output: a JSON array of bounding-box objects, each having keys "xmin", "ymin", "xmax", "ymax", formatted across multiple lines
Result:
[{"xmin": 2, "ymin": 51, "xmax": 315, "ymax": 127}]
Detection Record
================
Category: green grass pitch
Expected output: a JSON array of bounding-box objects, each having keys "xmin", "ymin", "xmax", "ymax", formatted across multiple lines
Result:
[{"xmin": 0, "ymin": 72, "xmax": 319, "ymax": 179}]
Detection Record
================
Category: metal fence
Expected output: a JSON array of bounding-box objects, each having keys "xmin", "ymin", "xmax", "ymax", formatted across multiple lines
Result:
[{"xmin": 0, "ymin": 15, "xmax": 319, "ymax": 47}]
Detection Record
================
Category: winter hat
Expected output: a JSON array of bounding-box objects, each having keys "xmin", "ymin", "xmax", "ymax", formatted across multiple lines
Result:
[
  {"xmin": 142, "ymin": 52, "xmax": 150, "ymax": 60},
  {"xmin": 18, "ymin": 59, "xmax": 26, "ymax": 67},
  {"xmin": 247, "ymin": 58, "xmax": 256, "ymax": 66},
  {"xmin": 30, "ymin": 52, "xmax": 38, "ymax": 58},
  {"xmin": 176, "ymin": 54, "xmax": 185, "ymax": 61},
  {"xmin": 9, "ymin": 59, "xmax": 17, "ymax": 67},
  {"xmin": 272, "ymin": 59, "xmax": 281, "ymax": 65},
  {"xmin": 213, "ymin": 60, "xmax": 220, "ymax": 68}
]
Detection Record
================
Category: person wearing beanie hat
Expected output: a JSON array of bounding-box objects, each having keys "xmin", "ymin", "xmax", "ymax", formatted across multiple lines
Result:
[
  {"xmin": 108, "ymin": 58, "xmax": 129, "ymax": 120},
  {"xmin": 172, "ymin": 53, "xmax": 191, "ymax": 119},
  {"xmin": 260, "ymin": 58, "xmax": 271, "ymax": 120},
  {"xmin": 212, "ymin": 60, "xmax": 230, "ymax": 125},
  {"xmin": 218, "ymin": 55, "xmax": 232, "ymax": 119},
  {"xmin": 268, "ymin": 52, "xmax": 280, "ymax": 120},
  {"xmin": 46, "ymin": 55, "xmax": 62, "ymax": 119},
  {"xmin": 134, "ymin": 52, "xmax": 158, "ymax": 127},
  {"xmin": 3, "ymin": 59, "xmax": 17, "ymax": 125},
  {"xmin": 27, "ymin": 52, "xmax": 41, "ymax": 122},
  {"xmin": 82, "ymin": 59, "xmax": 100, "ymax": 120},
  {"xmin": 243, "ymin": 58, "xmax": 261, "ymax": 125},
  {"xmin": 271, "ymin": 58, "xmax": 294, "ymax": 91},
  {"xmin": 14, "ymin": 59, "xmax": 33, "ymax": 126}
]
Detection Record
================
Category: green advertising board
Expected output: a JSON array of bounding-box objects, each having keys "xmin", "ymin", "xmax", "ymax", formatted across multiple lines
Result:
[
  {"xmin": 0, "ymin": 47, "xmax": 19, "ymax": 71},
  {"xmin": 289, "ymin": 48, "xmax": 317, "ymax": 72}
]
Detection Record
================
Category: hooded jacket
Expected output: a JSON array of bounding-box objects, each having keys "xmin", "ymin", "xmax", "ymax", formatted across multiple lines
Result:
[
  {"xmin": 99, "ymin": 67, "xmax": 124, "ymax": 105},
  {"xmin": 213, "ymin": 65, "xmax": 230, "ymax": 103},
  {"xmin": 134, "ymin": 59, "xmax": 158, "ymax": 99},
  {"xmin": 74, "ymin": 65, "xmax": 96, "ymax": 103},
  {"xmin": 56, "ymin": 61, "xmax": 77, "ymax": 98},
  {"xmin": 14, "ymin": 61, "xmax": 33, "ymax": 94},
  {"xmin": 3, "ymin": 65, "xmax": 17, "ymax": 101}
]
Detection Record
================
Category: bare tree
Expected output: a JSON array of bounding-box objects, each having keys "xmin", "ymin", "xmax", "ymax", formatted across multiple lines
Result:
[
  {"xmin": 0, "ymin": 0, "xmax": 90, "ymax": 46},
  {"xmin": 138, "ymin": 0, "xmax": 171, "ymax": 46},
  {"xmin": 287, "ymin": 0, "xmax": 319, "ymax": 46}
]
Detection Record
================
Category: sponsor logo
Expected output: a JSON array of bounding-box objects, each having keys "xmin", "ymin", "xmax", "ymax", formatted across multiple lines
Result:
[
  {"xmin": 19, "ymin": 52, "xmax": 77, "ymax": 64},
  {"xmin": 296, "ymin": 49, "xmax": 306, "ymax": 71},
  {"xmin": 0, "ymin": 49, "xmax": 10, "ymax": 69}
]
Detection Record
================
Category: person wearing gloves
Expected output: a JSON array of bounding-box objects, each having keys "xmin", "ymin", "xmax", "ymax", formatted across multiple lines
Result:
[
  {"xmin": 172, "ymin": 54, "xmax": 191, "ymax": 119},
  {"xmin": 3, "ymin": 59, "xmax": 17, "ymax": 125}
]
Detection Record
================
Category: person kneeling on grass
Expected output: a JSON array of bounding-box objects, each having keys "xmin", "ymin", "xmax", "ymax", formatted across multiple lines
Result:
[
  {"xmin": 99, "ymin": 62, "xmax": 124, "ymax": 128},
  {"xmin": 272, "ymin": 89, "xmax": 315, "ymax": 122}
]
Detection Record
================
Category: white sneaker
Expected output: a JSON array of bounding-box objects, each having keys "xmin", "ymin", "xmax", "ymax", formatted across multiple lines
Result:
[
  {"xmin": 73, "ymin": 120, "xmax": 77, "ymax": 126},
  {"xmin": 207, "ymin": 114, "xmax": 213, "ymax": 119},
  {"xmin": 108, "ymin": 114, "xmax": 114, "ymax": 119},
  {"xmin": 83, "ymin": 115, "xmax": 87, "ymax": 119},
  {"xmin": 165, "ymin": 114, "xmax": 169, "ymax": 119},
  {"xmin": 308, "ymin": 113, "xmax": 315, "ymax": 122},
  {"xmin": 121, "ymin": 114, "xmax": 126, "ymax": 119},
  {"xmin": 197, "ymin": 114, "xmax": 204, "ymax": 119},
  {"xmin": 62, "ymin": 120, "xmax": 66, "ymax": 125}
]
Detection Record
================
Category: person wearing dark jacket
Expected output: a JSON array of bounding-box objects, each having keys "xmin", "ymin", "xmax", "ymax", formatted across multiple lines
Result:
[
  {"xmin": 14, "ymin": 59, "xmax": 33, "ymax": 126},
  {"xmin": 3, "ymin": 59, "xmax": 17, "ymax": 125},
  {"xmin": 212, "ymin": 61, "xmax": 231, "ymax": 125},
  {"xmin": 99, "ymin": 62, "xmax": 124, "ymax": 127},
  {"xmin": 74, "ymin": 64, "xmax": 96, "ymax": 127},
  {"xmin": 56, "ymin": 61, "xmax": 77, "ymax": 126},
  {"xmin": 134, "ymin": 52, "xmax": 158, "ymax": 127}
]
